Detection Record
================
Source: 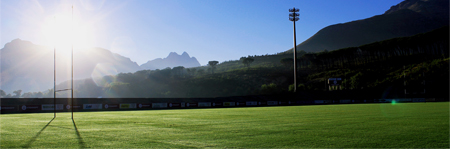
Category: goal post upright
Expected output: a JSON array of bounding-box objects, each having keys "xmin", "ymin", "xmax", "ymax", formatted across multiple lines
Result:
[{"xmin": 53, "ymin": 5, "xmax": 75, "ymax": 120}]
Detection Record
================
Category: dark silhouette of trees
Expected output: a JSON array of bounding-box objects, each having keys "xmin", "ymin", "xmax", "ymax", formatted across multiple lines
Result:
[
  {"xmin": 241, "ymin": 57, "xmax": 254, "ymax": 69},
  {"xmin": 0, "ymin": 90, "xmax": 5, "ymax": 97},
  {"xmin": 208, "ymin": 61, "xmax": 219, "ymax": 74},
  {"xmin": 304, "ymin": 26, "xmax": 449, "ymax": 70},
  {"xmin": 172, "ymin": 66, "xmax": 185, "ymax": 77},
  {"xmin": 280, "ymin": 58, "xmax": 293, "ymax": 69},
  {"xmin": 197, "ymin": 69, "xmax": 205, "ymax": 75},
  {"xmin": 12, "ymin": 90, "xmax": 22, "ymax": 98}
]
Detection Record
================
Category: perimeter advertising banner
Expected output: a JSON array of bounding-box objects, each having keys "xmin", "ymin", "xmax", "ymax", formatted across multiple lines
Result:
[
  {"xmin": 152, "ymin": 103, "xmax": 167, "ymax": 108},
  {"xmin": 198, "ymin": 102, "xmax": 211, "ymax": 107},
  {"xmin": 138, "ymin": 103, "xmax": 151, "ymax": 108},
  {"xmin": 1, "ymin": 106, "xmax": 18, "ymax": 111},
  {"xmin": 340, "ymin": 100, "xmax": 352, "ymax": 103},
  {"xmin": 120, "ymin": 103, "xmax": 137, "ymax": 109},
  {"xmin": 324, "ymin": 100, "xmax": 332, "ymax": 104},
  {"xmin": 426, "ymin": 98, "xmax": 435, "ymax": 102},
  {"xmin": 412, "ymin": 98, "xmax": 426, "ymax": 102},
  {"xmin": 246, "ymin": 101, "xmax": 257, "ymax": 106},
  {"xmin": 42, "ymin": 104, "xmax": 64, "ymax": 110},
  {"xmin": 223, "ymin": 102, "xmax": 235, "ymax": 107},
  {"xmin": 236, "ymin": 102, "xmax": 246, "ymax": 106},
  {"xmin": 296, "ymin": 100, "xmax": 314, "ymax": 105},
  {"xmin": 20, "ymin": 105, "xmax": 41, "ymax": 111},
  {"xmin": 83, "ymin": 104, "xmax": 102, "ymax": 110},
  {"xmin": 258, "ymin": 101, "xmax": 267, "ymax": 106},
  {"xmin": 383, "ymin": 99, "xmax": 411, "ymax": 103},
  {"xmin": 373, "ymin": 99, "xmax": 383, "ymax": 103},
  {"xmin": 169, "ymin": 103, "xmax": 181, "ymax": 108},
  {"xmin": 212, "ymin": 102, "xmax": 222, "ymax": 107},
  {"xmin": 278, "ymin": 101, "xmax": 288, "ymax": 105},
  {"xmin": 104, "ymin": 104, "xmax": 119, "ymax": 109},
  {"xmin": 66, "ymin": 105, "xmax": 82, "ymax": 110},
  {"xmin": 314, "ymin": 100, "xmax": 325, "ymax": 104},
  {"xmin": 267, "ymin": 101, "xmax": 278, "ymax": 106},
  {"xmin": 398, "ymin": 98, "xmax": 412, "ymax": 102},
  {"xmin": 186, "ymin": 103, "xmax": 198, "ymax": 107}
]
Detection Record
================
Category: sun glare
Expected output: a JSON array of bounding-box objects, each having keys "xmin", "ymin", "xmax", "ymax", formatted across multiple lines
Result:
[{"xmin": 42, "ymin": 12, "xmax": 93, "ymax": 52}]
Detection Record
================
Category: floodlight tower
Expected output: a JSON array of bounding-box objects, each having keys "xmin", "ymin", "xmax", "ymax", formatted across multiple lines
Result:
[{"xmin": 289, "ymin": 7, "xmax": 299, "ymax": 92}]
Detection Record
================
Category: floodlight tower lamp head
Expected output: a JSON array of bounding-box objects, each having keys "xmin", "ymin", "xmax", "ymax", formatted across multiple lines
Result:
[
  {"xmin": 289, "ymin": 7, "xmax": 299, "ymax": 12},
  {"xmin": 289, "ymin": 18, "xmax": 300, "ymax": 21},
  {"xmin": 290, "ymin": 13, "xmax": 300, "ymax": 17},
  {"xmin": 289, "ymin": 7, "xmax": 300, "ymax": 22}
]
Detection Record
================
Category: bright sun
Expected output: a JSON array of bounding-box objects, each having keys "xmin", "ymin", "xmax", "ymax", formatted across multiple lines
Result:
[{"xmin": 42, "ymin": 12, "xmax": 93, "ymax": 51}]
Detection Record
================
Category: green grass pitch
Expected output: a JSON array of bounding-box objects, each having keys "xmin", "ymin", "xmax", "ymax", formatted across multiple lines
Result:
[{"xmin": 1, "ymin": 102, "xmax": 448, "ymax": 148}]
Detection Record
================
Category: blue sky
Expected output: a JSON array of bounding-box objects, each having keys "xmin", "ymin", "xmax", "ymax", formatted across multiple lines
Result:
[{"xmin": 1, "ymin": 0, "xmax": 403, "ymax": 65}]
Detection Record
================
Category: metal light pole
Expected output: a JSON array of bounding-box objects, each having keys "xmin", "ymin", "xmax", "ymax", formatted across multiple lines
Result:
[{"xmin": 289, "ymin": 7, "xmax": 299, "ymax": 92}]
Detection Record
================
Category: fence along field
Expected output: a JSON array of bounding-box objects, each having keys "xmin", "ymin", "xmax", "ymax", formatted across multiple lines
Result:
[
  {"xmin": 1, "ymin": 96, "xmax": 446, "ymax": 114},
  {"xmin": 1, "ymin": 102, "xmax": 448, "ymax": 148}
]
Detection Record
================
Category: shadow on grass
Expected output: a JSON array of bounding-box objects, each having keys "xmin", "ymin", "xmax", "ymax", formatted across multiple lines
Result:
[
  {"xmin": 72, "ymin": 119, "xmax": 86, "ymax": 148},
  {"xmin": 22, "ymin": 117, "xmax": 55, "ymax": 148}
]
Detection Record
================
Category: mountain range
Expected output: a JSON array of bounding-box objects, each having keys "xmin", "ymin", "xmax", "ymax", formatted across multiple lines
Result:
[
  {"xmin": 140, "ymin": 52, "xmax": 201, "ymax": 70},
  {"xmin": 292, "ymin": 0, "xmax": 449, "ymax": 53},
  {"xmin": 0, "ymin": 39, "xmax": 201, "ymax": 93}
]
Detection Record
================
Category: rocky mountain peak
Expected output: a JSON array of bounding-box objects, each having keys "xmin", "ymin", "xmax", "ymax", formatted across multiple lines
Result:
[
  {"xmin": 140, "ymin": 51, "xmax": 201, "ymax": 70},
  {"xmin": 167, "ymin": 52, "xmax": 179, "ymax": 58},
  {"xmin": 181, "ymin": 51, "xmax": 190, "ymax": 57}
]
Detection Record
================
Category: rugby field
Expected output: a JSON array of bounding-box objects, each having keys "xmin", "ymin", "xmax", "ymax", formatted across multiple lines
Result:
[{"xmin": 1, "ymin": 102, "xmax": 448, "ymax": 148}]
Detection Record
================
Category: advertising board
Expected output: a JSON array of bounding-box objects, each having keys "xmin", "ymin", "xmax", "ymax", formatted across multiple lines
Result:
[
  {"xmin": 223, "ymin": 102, "xmax": 235, "ymax": 107},
  {"xmin": 198, "ymin": 102, "xmax": 211, "ymax": 107},
  {"xmin": 138, "ymin": 104, "xmax": 151, "ymax": 108},
  {"xmin": 83, "ymin": 104, "xmax": 102, "ymax": 110},
  {"xmin": 412, "ymin": 98, "xmax": 426, "ymax": 102},
  {"xmin": 120, "ymin": 103, "xmax": 137, "ymax": 109},
  {"xmin": 426, "ymin": 98, "xmax": 435, "ymax": 102},
  {"xmin": 314, "ymin": 100, "xmax": 325, "ymax": 104},
  {"xmin": 339, "ymin": 100, "xmax": 352, "ymax": 103},
  {"xmin": 104, "ymin": 104, "xmax": 119, "ymax": 109},
  {"xmin": 246, "ymin": 101, "xmax": 257, "ymax": 106},
  {"xmin": 152, "ymin": 103, "xmax": 167, "ymax": 108},
  {"xmin": 21, "ymin": 105, "xmax": 41, "ymax": 111},
  {"xmin": 42, "ymin": 104, "xmax": 64, "ymax": 110},
  {"xmin": 393, "ymin": 98, "xmax": 412, "ymax": 102},
  {"xmin": 267, "ymin": 101, "xmax": 278, "ymax": 106},
  {"xmin": 259, "ymin": 101, "xmax": 267, "ymax": 105},
  {"xmin": 213, "ymin": 102, "xmax": 222, "ymax": 107},
  {"xmin": 169, "ymin": 103, "xmax": 181, "ymax": 108},
  {"xmin": 373, "ymin": 99, "xmax": 383, "ymax": 103},
  {"xmin": 187, "ymin": 103, "xmax": 198, "ymax": 107},
  {"xmin": 1, "ymin": 106, "xmax": 18, "ymax": 111},
  {"xmin": 278, "ymin": 101, "xmax": 288, "ymax": 105},
  {"xmin": 236, "ymin": 102, "xmax": 246, "ymax": 106},
  {"xmin": 296, "ymin": 100, "xmax": 314, "ymax": 104}
]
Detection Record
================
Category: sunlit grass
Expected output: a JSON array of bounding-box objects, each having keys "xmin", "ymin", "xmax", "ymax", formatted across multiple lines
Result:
[{"xmin": 1, "ymin": 102, "xmax": 448, "ymax": 148}]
